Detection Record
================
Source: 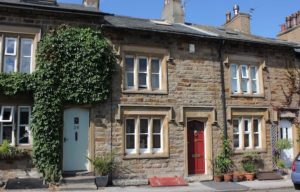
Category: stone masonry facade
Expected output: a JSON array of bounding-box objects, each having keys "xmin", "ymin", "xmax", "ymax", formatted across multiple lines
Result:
[{"xmin": 0, "ymin": 0, "xmax": 300, "ymax": 182}]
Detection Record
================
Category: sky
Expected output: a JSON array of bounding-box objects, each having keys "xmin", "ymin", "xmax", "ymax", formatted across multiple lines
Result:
[{"xmin": 58, "ymin": 0, "xmax": 300, "ymax": 38}]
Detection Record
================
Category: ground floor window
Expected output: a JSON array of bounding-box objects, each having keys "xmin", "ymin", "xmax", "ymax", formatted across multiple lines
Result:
[
  {"xmin": 0, "ymin": 106, "xmax": 31, "ymax": 145},
  {"xmin": 232, "ymin": 116, "xmax": 262, "ymax": 150},
  {"xmin": 125, "ymin": 116, "xmax": 164, "ymax": 155}
]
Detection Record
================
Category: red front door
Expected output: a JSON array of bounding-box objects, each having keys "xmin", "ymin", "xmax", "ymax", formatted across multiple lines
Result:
[{"xmin": 188, "ymin": 120, "xmax": 205, "ymax": 174}]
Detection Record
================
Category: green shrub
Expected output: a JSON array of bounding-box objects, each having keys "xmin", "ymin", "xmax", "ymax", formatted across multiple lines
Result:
[
  {"xmin": 276, "ymin": 139, "xmax": 292, "ymax": 151},
  {"xmin": 87, "ymin": 153, "xmax": 117, "ymax": 176},
  {"xmin": 242, "ymin": 161, "xmax": 256, "ymax": 173},
  {"xmin": 0, "ymin": 140, "xmax": 28, "ymax": 159}
]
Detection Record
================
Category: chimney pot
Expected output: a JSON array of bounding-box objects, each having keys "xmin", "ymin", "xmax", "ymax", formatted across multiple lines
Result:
[
  {"xmin": 226, "ymin": 11, "xmax": 231, "ymax": 23},
  {"xmin": 233, "ymin": 4, "xmax": 240, "ymax": 15},
  {"xmin": 291, "ymin": 13, "xmax": 297, "ymax": 27},
  {"xmin": 286, "ymin": 16, "xmax": 292, "ymax": 29}
]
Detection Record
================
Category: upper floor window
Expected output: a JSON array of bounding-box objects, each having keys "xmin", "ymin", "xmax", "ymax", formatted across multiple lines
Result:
[
  {"xmin": 125, "ymin": 55, "xmax": 163, "ymax": 91},
  {"xmin": 0, "ymin": 35, "xmax": 34, "ymax": 73},
  {"xmin": 230, "ymin": 64, "xmax": 260, "ymax": 95}
]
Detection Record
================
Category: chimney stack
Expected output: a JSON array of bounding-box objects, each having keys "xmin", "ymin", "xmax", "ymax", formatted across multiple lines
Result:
[
  {"xmin": 161, "ymin": 0, "xmax": 185, "ymax": 23},
  {"xmin": 223, "ymin": 5, "xmax": 251, "ymax": 34},
  {"xmin": 226, "ymin": 11, "xmax": 231, "ymax": 23},
  {"xmin": 83, "ymin": 0, "xmax": 99, "ymax": 10},
  {"xmin": 278, "ymin": 9, "xmax": 300, "ymax": 42}
]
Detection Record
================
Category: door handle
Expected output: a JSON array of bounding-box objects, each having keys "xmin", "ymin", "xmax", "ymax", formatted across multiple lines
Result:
[{"xmin": 64, "ymin": 137, "xmax": 68, "ymax": 142}]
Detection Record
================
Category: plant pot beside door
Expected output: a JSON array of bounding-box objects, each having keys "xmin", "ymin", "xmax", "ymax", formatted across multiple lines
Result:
[
  {"xmin": 88, "ymin": 152, "xmax": 117, "ymax": 188},
  {"xmin": 241, "ymin": 152, "xmax": 260, "ymax": 181}
]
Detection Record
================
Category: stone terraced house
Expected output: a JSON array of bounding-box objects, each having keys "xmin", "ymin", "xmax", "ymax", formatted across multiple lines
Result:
[{"xmin": 0, "ymin": 0, "xmax": 300, "ymax": 184}]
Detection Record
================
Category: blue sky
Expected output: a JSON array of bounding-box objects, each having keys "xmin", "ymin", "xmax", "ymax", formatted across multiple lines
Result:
[{"xmin": 58, "ymin": 0, "xmax": 299, "ymax": 38}]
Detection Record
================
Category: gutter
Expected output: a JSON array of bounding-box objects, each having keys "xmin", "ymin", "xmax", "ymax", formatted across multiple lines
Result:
[{"xmin": 218, "ymin": 39, "xmax": 228, "ymax": 139}]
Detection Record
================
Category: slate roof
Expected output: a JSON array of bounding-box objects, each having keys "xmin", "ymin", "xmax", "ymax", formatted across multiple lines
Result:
[
  {"xmin": 0, "ymin": 0, "xmax": 299, "ymax": 48},
  {"xmin": 103, "ymin": 15, "xmax": 299, "ymax": 48}
]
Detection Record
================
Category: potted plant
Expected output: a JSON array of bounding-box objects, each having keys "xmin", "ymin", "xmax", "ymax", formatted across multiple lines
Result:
[
  {"xmin": 87, "ymin": 152, "xmax": 117, "ymax": 188},
  {"xmin": 213, "ymin": 166, "xmax": 223, "ymax": 182},
  {"xmin": 214, "ymin": 138, "xmax": 233, "ymax": 182},
  {"xmin": 274, "ymin": 139, "xmax": 292, "ymax": 175},
  {"xmin": 233, "ymin": 171, "xmax": 244, "ymax": 182},
  {"xmin": 241, "ymin": 152, "xmax": 259, "ymax": 181},
  {"xmin": 276, "ymin": 159, "xmax": 286, "ymax": 175}
]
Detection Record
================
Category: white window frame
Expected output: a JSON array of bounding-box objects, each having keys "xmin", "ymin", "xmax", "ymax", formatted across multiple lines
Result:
[
  {"xmin": 0, "ymin": 106, "xmax": 14, "ymax": 122},
  {"xmin": 17, "ymin": 106, "xmax": 31, "ymax": 145},
  {"xmin": 124, "ymin": 116, "xmax": 165, "ymax": 155},
  {"xmin": 4, "ymin": 37, "xmax": 17, "ymax": 55},
  {"xmin": 139, "ymin": 117, "xmax": 150, "ymax": 154},
  {"xmin": 20, "ymin": 39, "xmax": 33, "ymax": 73},
  {"xmin": 230, "ymin": 64, "xmax": 260, "ymax": 95},
  {"xmin": 125, "ymin": 55, "xmax": 135, "ymax": 89},
  {"xmin": 137, "ymin": 57, "xmax": 148, "ymax": 89},
  {"xmin": 125, "ymin": 118, "xmax": 137, "ymax": 154},
  {"xmin": 151, "ymin": 58, "xmax": 161, "ymax": 90},
  {"xmin": 232, "ymin": 118, "xmax": 241, "ymax": 149},
  {"xmin": 152, "ymin": 118, "xmax": 163, "ymax": 153},
  {"xmin": 253, "ymin": 118, "xmax": 261, "ymax": 148},
  {"xmin": 233, "ymin": 117, "xmax": 262, "ymax": 150},
  {"xmin": 124, "ymin": 55, "xmax": 162, "ymax": 91},
  {"xmin": 243, "ymin": 118, "xmax": 251, "ymax": 149}
]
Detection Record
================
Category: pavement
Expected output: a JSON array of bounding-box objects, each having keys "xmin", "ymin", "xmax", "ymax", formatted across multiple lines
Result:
[{"xmin": 1, "ymin": 178, "xmax": 295, "ymax": 192}]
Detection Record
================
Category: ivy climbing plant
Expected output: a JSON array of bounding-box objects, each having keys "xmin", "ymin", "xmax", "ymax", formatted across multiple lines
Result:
[{"xmin": 0, "ymin": 25, "xmax": 116, "ymax": 183}]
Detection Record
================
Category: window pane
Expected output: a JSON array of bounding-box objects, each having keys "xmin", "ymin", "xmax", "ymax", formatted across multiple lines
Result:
[
  {"xmin": 244, "ymin": 134, "xmax": 249, "ymax": 147},
  {"xmin": 19, "ymin": 125, "xmax": 29, "ymax": 144},
  {"xmin": 126, "ymin": 73, "xmax": 134, "ymax": 87},
  {"xmin": 252, "ymin": 80, "xmax": 257, "ymax": 93},
  {"xmin": 20, "ymin": 108, "xmax": 30, "ymax": 124},
  {"xmin": 233, "ymin": 119, "xmax": 239, "ymax": 130},
  {"xmin": 2, "ymin": 108, "xmax": 12, "ymax": 121},
  {"xmin": 140, "ymin": 119, "xmax": 148, "ymax": 133},
  {"xmin": 153, "ymin": 119, "xmax": 161, "ymax": 133},
  {"xmin": 241, "ymin": 79, "xmax": 248, "ymax": 93},
  {"xmin": 139, "ymin": 58, "xmax": 147, "ymax": 72},
  {"xmin": 138, "ymin": 73, "xmax": 147, "ymax": 87},
  {"xmin": 230, "ymin": 64, "xmax": 237, "ymax": 78},
  {"xmin": 244, "ymin": 120, "xmax": 249, "ymax": 132},
  {"xmin": 4, "ymin": 56, "xmax": 16, "ymax": 73},
  {"xmin": 254, "ymin": 134, "xmax": 259, "ymax": 147},
  {"xmin": 20, "ymin": 57, "xmax": 31, "ymax": 73},
  {"xmin": 152, "ymin": 74, "xmax": 159, "ymax": 89},
  {"xmin": 231, "ymin": 79, "xmax": 238, "ymax": 93},
  {"xmin": 233, "ymin": 134, "xmax": 239, "ymax": 148},
  {"xmin": 2, "ymin": 126, "xmax": 12, "ymax": 143},
  {"xmin": 250, "ymin": 67, "xmax": 257, "ymax": 80},
  {"xmin": 5, "ymin": 38, "xmax": 16, "ymax": 55},
  {"xmin": 126, "ymin": 119, "xmax": 135, "ymax": 133},
  {"xmin": 21, "ymin": 39, "xmax": 33, "ymax": 57},
  {"xmin": 253, "ymin": 119, "xmax": 259, "ymax": 132},
  {"xmin": 241, "ymin": 65, "xmax": 248, "ymax": 78},
  {"xmin": 126, "ymin": 135, "xmax": 135, "ymax": 149},
  {"xmin": 140, "ymin": 135, "xmax": 148, "ymax": 148},
  {"xmin": 153, "ymin": 135, "xmax": 161, "ymax": 148},
  {"xmin": 151, "ymin": 59, "xmax": 160, "ymax": 73},
  {"xmin": 125, "ymin": 57, "xmax": 134, "ymax": 72}
]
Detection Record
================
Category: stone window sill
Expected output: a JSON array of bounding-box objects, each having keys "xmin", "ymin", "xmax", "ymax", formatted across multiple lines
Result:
[
  {"xmin": 230, "ymin": 93, "xmax": 265, "ymax": 98},
  {"xmin": 233, "ymin": 148, "xmax": 267, "ymax": 154},
  {"xmin": 123, "ymin": 152, "xmax": 169, "ymax": 159},
  {"xmin": 122, "ymin": 89, "xmax": 168, "ymax": 95}
]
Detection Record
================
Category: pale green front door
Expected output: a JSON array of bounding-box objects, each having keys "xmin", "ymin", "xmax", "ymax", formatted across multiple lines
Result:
[{"xmin": 63, "ymin": 108, "xmax": 89, "ymax": 171}]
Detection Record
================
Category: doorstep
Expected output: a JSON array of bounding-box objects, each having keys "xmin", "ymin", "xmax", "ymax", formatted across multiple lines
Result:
[{"xmin": 185, "ymin": 174, "xmax": 213, "ymax": 182}]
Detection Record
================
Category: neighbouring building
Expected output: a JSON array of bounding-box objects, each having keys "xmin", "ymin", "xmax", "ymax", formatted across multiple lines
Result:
[{"xmin": 0, "ymin": 0, "xmax": 299, "ymax": 184}]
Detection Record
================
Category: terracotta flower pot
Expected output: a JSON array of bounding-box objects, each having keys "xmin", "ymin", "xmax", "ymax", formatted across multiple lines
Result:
[
  {"xmin": 224, "ymin": 173, "xmax": 233, "ymax": 182},
  {"xmin": 233, "ymin": 172, "xmax": 244, "ymax": 182},
  {"xmin": 214, "ymin": 175, "xmax": 224, "ymax": 182},
  {"xmin": 244, "ymin": 172, "xmax": 255, "ymax": 181}
]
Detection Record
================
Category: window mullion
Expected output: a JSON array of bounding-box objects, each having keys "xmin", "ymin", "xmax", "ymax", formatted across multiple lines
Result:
[
  {"xmin": 0, "ymin": 34, "xmax": 3, "ymax": 73},
  {"xmin": 134, "ymin": 56, "xmax": 138, "ymax": 90},
  {"xmin": 240, "ymin": 118, "xmax": 244, "ymax": 149},
  {"xmin": 149, "ymin": 118, "xmax": 153, "ymax": 153},
  {"xmin": 148, "ymin": 57, "xmax": 152, "ymax": 91},
  {"xmin": 136, "ymin": 117, "xmax": 140, "ymax": 154}
]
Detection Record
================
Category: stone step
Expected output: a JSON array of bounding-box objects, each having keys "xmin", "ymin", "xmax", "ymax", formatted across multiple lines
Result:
[
  {"xmin": 58, "ymin": 182, "xmax": 97, "ymax": 191},
  {"xmin": 62, "ymin": 175, "xmax": 95, "ymax": 184}
]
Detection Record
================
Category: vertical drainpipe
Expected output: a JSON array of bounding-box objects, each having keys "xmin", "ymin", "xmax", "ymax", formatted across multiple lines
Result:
[{"xmin": 219, "ymin": 39, "xmax": 228, "ymax": 139}]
